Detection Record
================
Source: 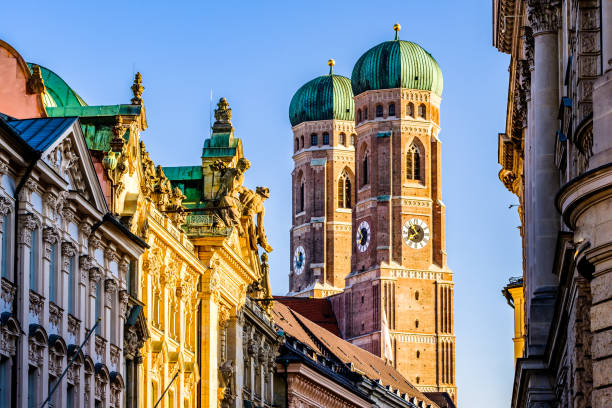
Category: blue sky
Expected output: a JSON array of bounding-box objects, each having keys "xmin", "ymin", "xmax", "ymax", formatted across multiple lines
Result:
[{"xmin": 2, "ymin": 0, "xmax": 520, "ymax": 405}]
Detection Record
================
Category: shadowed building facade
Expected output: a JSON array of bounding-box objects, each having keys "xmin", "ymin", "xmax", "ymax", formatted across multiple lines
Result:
[
  {"xmin": 493, "ymin": 0, "xmax": 612, "ymax": 407},
  {"xmin": 287, "ymin": 26, "xmax": 456, "ymax": 402}
]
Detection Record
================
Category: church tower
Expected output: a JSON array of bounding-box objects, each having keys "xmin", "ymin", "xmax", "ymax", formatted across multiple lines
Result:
[
  {"xmin": 329, "ymin": 25, "xmax": 456, "ymax": 400},
  {"xmin": 288, "ymin": 60, "xmax": 356, "ymax": 297}
]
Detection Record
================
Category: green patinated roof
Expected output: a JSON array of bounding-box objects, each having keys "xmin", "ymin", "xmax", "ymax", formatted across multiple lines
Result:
[
  {"xmin": 351, "ymin": 39, "xmax": 443, "ymax": 97},
  {"xmin": 202, "ymin": 132, "xmax": 239, "ymax": 158},
  {"xmin": 289, "ymin": 72, "xmax": 354, "ymax": 127},
  {"xmin": 163, "ymin": 166, "xmax": 202, "ymax": 181},
  {"xmin": 28, "ymin": 64, "xmax": 87, "ymax": 108},
  {"xmin": 46, "ymin": 105, "xmax": 141, "ymax": 118}
]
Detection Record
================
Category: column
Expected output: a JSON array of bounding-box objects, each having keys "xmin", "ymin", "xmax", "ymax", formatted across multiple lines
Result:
[
  {"xmin": 527, "ymin": 0, "xmax": 560, "ymax": 356},
  {"xmin": 200, "ymin": 272, "xmax": 219, "ymax": 408},
  {"xmin": 15, "ymin": 213, "xmax": 37, "ymax": 408}
]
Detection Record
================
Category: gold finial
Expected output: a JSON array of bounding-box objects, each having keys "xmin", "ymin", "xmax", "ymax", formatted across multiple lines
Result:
[
  {"xmin": 131, "ymin": 72, "xmax": 144, "ymax": 105},
  {"xmin": 328, "ymin": 59, "xmax": 335, "ymax": 75},
  {"xmin": 393, "ymin": 23, "xmax": 401, "ymax": 40}
]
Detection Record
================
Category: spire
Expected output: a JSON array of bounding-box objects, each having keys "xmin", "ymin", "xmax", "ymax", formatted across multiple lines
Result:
[
  {"xmin": 212, "ymin": 97, "xmax": 233, "ymax": 133},
  {"xmin": 393, "ymin": 23, "xmax": 401, "ymax": 41},
  {"xmin": 131, "ymin": 72, "xmax": 144, "ymax": 105},
  {"xmin": 328, "ymin": 59, "xmax": 335, "ymax": 75}
]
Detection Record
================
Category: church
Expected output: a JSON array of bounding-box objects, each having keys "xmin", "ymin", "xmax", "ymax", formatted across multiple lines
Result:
[{"xmin": 284, "ymin": 24, "xmax": 456, "ymax": 402}]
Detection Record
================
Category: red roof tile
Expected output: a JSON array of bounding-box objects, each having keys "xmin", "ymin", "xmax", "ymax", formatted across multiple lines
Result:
[
  {"xmin": 272, "ymin": 301, "xmax": 437, "ymax": 407},
  {"xmin": 274, "ymin": 296, "xmax": 341, "ymax": 336}
]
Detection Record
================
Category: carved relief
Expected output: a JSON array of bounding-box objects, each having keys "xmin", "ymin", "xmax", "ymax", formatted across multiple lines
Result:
[{"xmin": 527, "ymin": 0, "xmax": 560, "ymax": 35}]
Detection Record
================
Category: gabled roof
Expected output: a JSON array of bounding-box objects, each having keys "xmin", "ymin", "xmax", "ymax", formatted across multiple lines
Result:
[
  {"xmin": 272, "ymin": 301, "xmax": 434, "ymax": 405},
  {"xmin": 4, "ymin": 116, "xmax": 77, "ymax": 152},
  {"xmin": 274, "ymin": 296, "xmax": 341, "ymax": 336}
]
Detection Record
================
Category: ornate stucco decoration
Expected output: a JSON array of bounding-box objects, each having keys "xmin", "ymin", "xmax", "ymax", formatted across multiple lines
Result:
[
  {"xmin": 138, "ymin": 141, "xmax": 189, "ymax": 227},
  {"xmin": 131, "ymin": 72, "xmax": 144, "ymax": 105},
  {"xmin": 527, "ymin": 0, "xmax": 560, "ymax": 35},
  {"xmin": 212, "ymin": 97, "xmax": 233, "ymax": 133}
]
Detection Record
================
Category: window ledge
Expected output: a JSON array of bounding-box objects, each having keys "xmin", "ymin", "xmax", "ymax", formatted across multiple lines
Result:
[
  {"xmin": 295, "ymin": 211, "xmax": 306, "ymax": 218},
  {"xmin": 358, "ymin": 185, "xmax": 371, "ymax": 193},
  {"xmin": 336, "ymin": 208, "xmax": 352, "ymax": 213},
  {"xmin": 402, "ymin": 182, "xmax": 426, "ymax": 189}
]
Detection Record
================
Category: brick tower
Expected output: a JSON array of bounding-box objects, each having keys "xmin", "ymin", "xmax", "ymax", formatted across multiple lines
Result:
[
  {"xmin": 329, "ymin": 25, "xmax": 456, "ymax": 400},
  {"xmin": 288, "ymin": 60, "xmax": 356, "ymax": 297}
]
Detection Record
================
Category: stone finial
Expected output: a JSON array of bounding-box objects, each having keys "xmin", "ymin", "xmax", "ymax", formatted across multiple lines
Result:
[
  {"xmin": 328, "ymin": 59, "xmax": 335, "ymax": 75},
  {"xmin": 110, "ymin": 115, "xmax": 126, "ymax": 152},
  {"xmin": 27, "ymin": 65, "xmax": 45, "ymax": 95},
  {"xmin": 131, "ymin": 72, "xmax": 144, "ymax": 105},
  {"xmin": 212, "ymin": 97, "xmax": 233, "ymax": 133}
]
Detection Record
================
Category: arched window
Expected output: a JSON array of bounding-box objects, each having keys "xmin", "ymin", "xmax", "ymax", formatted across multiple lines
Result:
[
  {"xmin": 295, "ymin": 138, "xmax": 299, "ymax": 152},
  {"xmin": 362, "ymin": 154, "xmax": 369, "ymax": 186},
  {"xmin": 311, "ymin": 133, "xmax": 318, "ymax": 146},
  {"xmin": 418, "ymin": 103, "xmax": 426, "ymax": 119},
  {"xmin": 337, "ymin": 171, "xmax": 352, "ymax": 208},
  {"xmin": 376, "ymin": 104, "xmax": 383, "ymax": 117},
  {"xmin": 407, "ymin": 102, "xmax": 414, "ymax": 117},
  {"xmin": 415, "ymin": 319, "xmax": 419, "ymax": 328},
  {"xmin": 388, "ymin": 103, "xmax": 395, "ymax": 117},
  {"xmin": 322, "ymin": 132, "xmax": 329, "ymax": 145},
  {"xmin": 416, "ymin": 350, "xmax": 421, "ymax": 359},
  {"xmin": 415, "ymin": 290, "xmax": 420, "ymax": 300},
  {"xmin": 364, "ymin": 107, "xmax": 368, "ymax": 120},
  {"xmin": 351, "ymin": 134, "xmax": 356, "ymax": 146},
  {"xmin": 300, "ymin": 135, "xmax": 304, "ymax": 148},
  {"xmin": 406, "ymin": 144, "xmax": 422, "ymax": 181},
  {"xmin": 357, "ymin": 109, "xmax": 362, "ymax": 123},
  {"xmin": 339, "ymin": 133, "xmax": 346, "ymax": 146},
  {"xmin": 416, "ymin": 376, "xmax": 420, "ymax": 384},
  {"xmin": 299, "ymin": 181, "xmax": 305, "ymax": 213}
]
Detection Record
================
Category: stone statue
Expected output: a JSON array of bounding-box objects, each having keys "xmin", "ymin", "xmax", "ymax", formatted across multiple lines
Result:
[
  {"xmin": 214, "ymin": 158, "xmax": 251, "ymax": 235},
  {"xmin": 218, "ymin": 360, "xmax": 235, "ymax": 408},
  {"xmin": 239, "ymin": 186, "xmax": 273, "ymax": 253}
]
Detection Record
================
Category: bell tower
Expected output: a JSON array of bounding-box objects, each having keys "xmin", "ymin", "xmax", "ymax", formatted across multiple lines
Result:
[
  {"xmin": 329, "ymin": 25, "xmax": 456, "ymax": 401},
  {"xmin": 288, "ymin": 60, "xmax": 356, "ymax": 297}
]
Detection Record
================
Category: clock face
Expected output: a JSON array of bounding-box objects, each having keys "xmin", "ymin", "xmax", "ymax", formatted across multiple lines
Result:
[
  {"xmin": 356, "ymin": 221, "xmax": 371, "ymax": 252},
  {"xmin": 293, "ymin": 246, "xmax": 305, "ymax": 275},
  {"xmin": 402, "ymin": 218, "xmax": 430, "ymax": 249}
]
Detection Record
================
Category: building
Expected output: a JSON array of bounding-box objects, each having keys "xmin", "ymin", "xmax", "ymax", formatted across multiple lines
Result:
[
  {"xmin": 272, "ymin": 301, "xmax": 440, "ymax": 408},
  {"xmin": 0, "ymin": 37, "xmax": 281, "ymax": 408},
  {"xmin": 0, "ymin": 39, "xmax": 148, "ymax": 407},
  {"xmin": 165, "ymin": 97, "xmax": 281, "ymax": 408},
  {"xmin": 493, "ymin": 0, "xmax": 612, "ymax": 406},
  {"xmin": 288, "ymin": 59, "xmax": 356, "ymax": 297},
  {"xmin": 287, "ymin": 25, "xmax": 456, "ymax": 401}
]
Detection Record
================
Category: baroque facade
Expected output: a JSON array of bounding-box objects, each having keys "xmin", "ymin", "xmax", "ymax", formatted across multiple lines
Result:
[
  {"xmin": 287, "ymin": 26, "xmax": 456, "ymax": 402},
  {"xmin": 0, "ymin": 39, "xmax": 147, "ymax": 407},
  {"xmin": 0, "ymin": 38, "xmax": 281, "ymax": 408},
  {"xmin": 493, "ymin": 0, "xmax": 612, "ymax": 407}
]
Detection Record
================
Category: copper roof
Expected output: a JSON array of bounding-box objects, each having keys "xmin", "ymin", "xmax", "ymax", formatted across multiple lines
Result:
[{"xmin": 272, "ymin": 301, "xmax": 436, "ymax": 406}]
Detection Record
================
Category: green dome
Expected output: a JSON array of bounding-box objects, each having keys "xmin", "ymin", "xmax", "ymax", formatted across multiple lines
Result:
[
  {"xmin": 351, "ymin": 39, "xmax": 443, "ymax": 97},
  {"xmin": 289, "ymin": 70, "xmax": 354, "ymax": 127}
]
